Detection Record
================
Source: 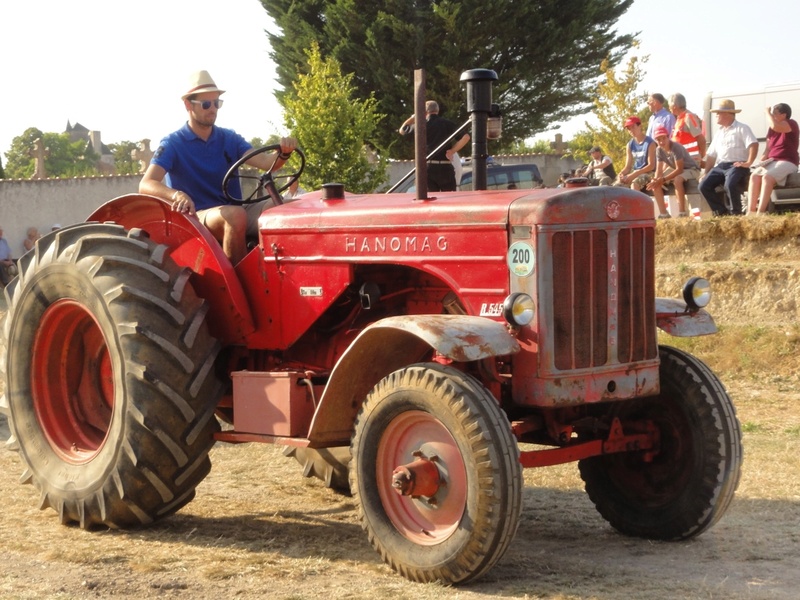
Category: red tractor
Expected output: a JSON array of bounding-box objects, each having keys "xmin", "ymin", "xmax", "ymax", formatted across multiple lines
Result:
[{"xmin": 0, "ymin": 71, "xmax": 741, "ymax": 585}]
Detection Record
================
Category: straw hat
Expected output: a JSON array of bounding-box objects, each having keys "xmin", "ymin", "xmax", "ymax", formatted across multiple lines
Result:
[
  {"xmin": 182, "ymin": 70, "xmax": 226, "ymax": 100},
  {"xmin": 710, "ymin": 99, "xmax": 741, "ymax": 113}
]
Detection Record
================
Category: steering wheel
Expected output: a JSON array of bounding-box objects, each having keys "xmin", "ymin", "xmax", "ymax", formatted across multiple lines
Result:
[{"xmin": 222, "ymin": 144, "xmax": 306, "ymax": 206}]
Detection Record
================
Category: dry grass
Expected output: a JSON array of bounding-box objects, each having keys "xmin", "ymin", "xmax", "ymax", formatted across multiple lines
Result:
[{"xmin": 1, "ymin": 216, "xmax": 800, "ymax": 598}]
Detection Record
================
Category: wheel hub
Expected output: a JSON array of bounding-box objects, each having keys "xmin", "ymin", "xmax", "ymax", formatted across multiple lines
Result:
[{"xmin": 391, "ymin": 452, "xmax": 442, "ymax": 499}]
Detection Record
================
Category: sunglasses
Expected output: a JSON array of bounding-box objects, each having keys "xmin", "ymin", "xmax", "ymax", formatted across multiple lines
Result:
[{"xmin": 189, "ymin": 99, "xmax": 224, "ymax": 110}]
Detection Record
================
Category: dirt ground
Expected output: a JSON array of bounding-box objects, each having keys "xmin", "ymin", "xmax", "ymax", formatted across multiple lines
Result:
[{"xmin": 1, "ymin": 215, "xmax": 799, "ymax": 599}]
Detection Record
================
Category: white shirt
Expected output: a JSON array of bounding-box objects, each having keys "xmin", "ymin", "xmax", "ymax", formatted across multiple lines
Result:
[{"xmin": 706, "ymin": 120, "xmax": 758, "ymax": 164}]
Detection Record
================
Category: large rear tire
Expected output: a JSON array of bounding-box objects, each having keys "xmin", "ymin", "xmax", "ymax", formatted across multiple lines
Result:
[
  {"xmin": 0, "ymin": 224, "xmax": 223, "ymax": 529},
  {"xmin": 350, "ymin": 363, "xmax": 522, "ymax": 584},
  {"xmin": 579, "ymin": 345, "xmax": 743, "ymax": 540}
]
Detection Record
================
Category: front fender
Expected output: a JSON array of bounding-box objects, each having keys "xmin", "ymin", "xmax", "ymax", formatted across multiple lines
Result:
[
  {"xmin": 89, "ymin": 194, "xmax": 255, "ymax": 344},
  {"xmin": 656, "ymin": 297, "xmax": 718, "ymax": 337},
  {"xmin": 307, "ymin": 314, "xmax": 520, "ymax": 445}
]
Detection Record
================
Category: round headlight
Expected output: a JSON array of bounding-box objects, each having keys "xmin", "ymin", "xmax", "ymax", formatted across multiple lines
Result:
[
  {"xmin": 503, "ymin": 293, "xmax": 535, "ymax": 326},
  {"xmin": 683, "ymin": 276, "xmax": 711, "ymax": 310}
]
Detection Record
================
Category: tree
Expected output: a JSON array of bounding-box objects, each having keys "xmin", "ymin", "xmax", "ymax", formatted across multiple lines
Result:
[
  {"xmin": 262, "ymin": 0, "xmax": 636, "ymax": 158},
  {"xmin": 4, "ymin": 128, "xmax": 100, "ymax": 179},
  {"xmin": 583, "ymin": 53, "xmax": 650, "ymax": 169},
  {"xmin": 0, "ymin": 153, "xmax": 5, "ymax": 179},
  {"xmin": 284, "ymin": 43, "xmax": 388, "ymax": 193},
  {"xmin": 108, "ymin": 141, "xmax": 140, "ymax": 176}
]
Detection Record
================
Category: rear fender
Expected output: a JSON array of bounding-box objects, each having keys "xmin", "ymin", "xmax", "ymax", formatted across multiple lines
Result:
[
  {"xmin": 88, "ymin": 194, "xmax": 255, "ymax": 343},
  {"xmin": 656, "ymin": 297, "xmax": 717, "ymax": 337},
  {"xmin": 307, "ymin": 314, "xmax": 520, "ymax": 445}
]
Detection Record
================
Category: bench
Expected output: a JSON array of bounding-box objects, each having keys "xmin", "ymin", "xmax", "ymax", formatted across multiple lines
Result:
[
  {"xmin": 770, "ymin": 172, "xmax": 800, "ymax": 210},
  {"xmin": 653, "ymin": 171, "xmax": 800, "ymax": 215}
]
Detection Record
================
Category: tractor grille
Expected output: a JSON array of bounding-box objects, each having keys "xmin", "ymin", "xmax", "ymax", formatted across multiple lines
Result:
[{"xmin": 551, "ymin": 226, "xmax": 656, "ymax": 370}]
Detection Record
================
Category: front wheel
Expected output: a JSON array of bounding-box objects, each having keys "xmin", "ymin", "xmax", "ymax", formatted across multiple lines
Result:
[
  {"xmin": 0, "ymin": 224, "xmax": 223, "ymax": 529},
  {"xmin": 579, "ymin": 345, "xmax": 743, "ymax": 540},
  {"xmin": 350, "ymin": 363, "xmax": 522, "ymax": 584}
]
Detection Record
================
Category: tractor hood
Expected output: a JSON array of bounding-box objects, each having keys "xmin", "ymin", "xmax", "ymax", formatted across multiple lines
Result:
[{"xmin": 259, "ymin": 186, "xmax": 655, "ymax": 234}]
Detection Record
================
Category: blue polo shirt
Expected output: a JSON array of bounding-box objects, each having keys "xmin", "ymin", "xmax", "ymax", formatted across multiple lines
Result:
[{"xmin": 151, "ymin": 123, "xmax": 252, "ymax": 210}]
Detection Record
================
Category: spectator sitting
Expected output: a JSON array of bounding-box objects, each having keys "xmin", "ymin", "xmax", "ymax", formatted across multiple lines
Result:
[
  {"xmin": 747, "ymin": 103, "xmax": 800, "ymax": 215},
  {"xmin": 646, "ymin": 125, "xmax": 700, "ymax": 218},
  {"xmin": 646, "ymin": 93, "xmax": 676, "ymax": 139},
  {"xmin": 23, "ymin": 226, "xmax": 41, "ymax": 252},
  {"xmin": 582, "ymin": 146, "xmax": 616, "ymax": 186},
  {"xmin": 0, "ymin": 225, "xmax": 15, "ymax": 287},
  {"xmin": 615, "ymin": 116, "xmax": 656, "ymax": 191},
  {"xmin": 670, "ymin": 93, "xmax": 707, "ymax": 166},
  {"xmin": 699, "ymin": 99, "xmax": 758, "ymax": 216}
]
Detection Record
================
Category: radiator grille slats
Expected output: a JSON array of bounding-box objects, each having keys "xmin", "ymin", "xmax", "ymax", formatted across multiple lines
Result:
[{"xmin": 552, "ymin": 227, "xmax": 655, "ymax": 370}]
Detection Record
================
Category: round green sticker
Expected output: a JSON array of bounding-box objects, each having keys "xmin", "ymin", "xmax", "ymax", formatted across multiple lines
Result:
[{"xmin": 507, "ymin": 241, "xmax": 535, "ymax": 277}]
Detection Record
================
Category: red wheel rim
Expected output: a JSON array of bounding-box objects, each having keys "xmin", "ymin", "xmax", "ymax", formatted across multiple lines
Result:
[
  {"xmin": 376, "ymin": 410, "xmax": 467, "ymax": 545},
  {"xmin": 31, "ymin": 299, "xmax": 114, "ymax": 463}
]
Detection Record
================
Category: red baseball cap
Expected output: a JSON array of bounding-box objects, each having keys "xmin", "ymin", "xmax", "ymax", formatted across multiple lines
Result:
[
  {"xmin": 624, "ymin": 116, "xmax": 641, "ymax": 127},
  {"xmin": 653, "ymin": 125, "xmax": 669, "ymax": 139}
]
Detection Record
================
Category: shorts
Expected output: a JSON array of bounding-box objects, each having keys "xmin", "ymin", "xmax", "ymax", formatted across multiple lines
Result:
[
  {"xmin": 664, "ymin": 166, "xmax": 700, "ymax": 181},
  {"xmin": 197, "ymin": 198, "xmax": 274, "ymax": 239},
  {"xmin": 752, "ymin": 160, "xmax": 798, "ymax": 187},
  {"xmin": 614, "ymin": 172, "xmax": 653, "ymax": 189}
]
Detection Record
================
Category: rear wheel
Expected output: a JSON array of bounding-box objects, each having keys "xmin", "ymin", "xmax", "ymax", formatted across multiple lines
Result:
[
  {"xmin": 579, "ymin": 345, "xmax": 742, "ymax": 540},
  {"xmin": 350, "ymin": 363, "xmax": 522, "ymax": 584},
  {"xmin": 0, "ymin": 224, "xmax": 223, "ymax": 528}
]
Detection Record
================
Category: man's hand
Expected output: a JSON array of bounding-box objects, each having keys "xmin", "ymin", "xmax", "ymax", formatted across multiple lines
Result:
[
  {"xmin": 279, "ymin": 137, "xmax": 298, "ymax": 156},
  {"xmin": 170, "ymin": 190, "xmax": 196, "ymax": 216}
]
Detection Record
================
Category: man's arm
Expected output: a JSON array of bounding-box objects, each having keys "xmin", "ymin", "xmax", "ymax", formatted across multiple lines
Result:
[
  {"xmin": 695, "ymin": 133, "xmax": 707, "ymax": 160},
  {"xmin": 139, "ymin": 163, "xmax": 197, "ymax": 216},
  {"xmin": 446, "ymin": 133, "xmax": 470, "ymax": 160},
  {"xmin": 244, "ymin": 137, "xmax": 298, "ymax": 171}
]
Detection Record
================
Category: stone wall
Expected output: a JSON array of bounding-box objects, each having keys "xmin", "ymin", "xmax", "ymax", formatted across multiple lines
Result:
[{"xmin": 0, "ymin": 175, "xmax": 140, "ymax": 257}]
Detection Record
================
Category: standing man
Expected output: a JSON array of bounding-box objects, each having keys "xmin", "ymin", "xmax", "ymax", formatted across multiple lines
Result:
[
  {"xmin": 699, "ymin": 99, "xmax": 758, "ymax": 216},
  {"xmin": 670, "ymin": 92, "xmax": 706, "ymax": 165},
  {"xmin": 646, "ymin": 125, "xmax": 701, "ymax": 218},
  {"xmin": 615, "ymin": 116, "xmax": 656, "ymax": 191},
  {"xmin": 0, "ymin": 226, "xmax": 15, "ymax": 287},
  {"xmin": 646, "ymin": 93, "xmax": 676, "ymax": 139},
  {"xmin": 140, "ymin": 70, "xmax": 298, "ymax": 265},
  {"xmin": 398, "ymin": 100, "xmax": 470, "ymax": 191}
]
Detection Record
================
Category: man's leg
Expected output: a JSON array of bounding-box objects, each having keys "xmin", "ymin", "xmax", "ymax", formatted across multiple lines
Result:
[
  {"xmin": 651, "ymin": 185, "xmax": 668, "ymax": 216},
  {"xmin": 724, "ymin": 166, "xmax": 749, "ymax": 215},
  {"xmin": 699, "ymin": 167, "xmax": 727, "ymax": 215},
  {"xmin": 197, "ymin": 205, "xmax": 248, "ymax": 264},
  {"xmin": 674, "ymin": 175, "xmax": 688, "ymax": 214}
]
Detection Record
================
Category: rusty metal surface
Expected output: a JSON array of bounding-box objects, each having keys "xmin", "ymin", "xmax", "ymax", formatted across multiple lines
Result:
[
  {"xmin": 655, "ymin": 298, "xmax": 718, "ymax": 337},
  {"xmin": 306, "ymin": 315, "xmax": 520, "ymax": 445}
]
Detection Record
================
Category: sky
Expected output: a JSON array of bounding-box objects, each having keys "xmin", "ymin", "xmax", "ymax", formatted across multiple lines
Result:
[{"xmin": 3, "ymin": 0, "xmax": 800, "ymax": 161}]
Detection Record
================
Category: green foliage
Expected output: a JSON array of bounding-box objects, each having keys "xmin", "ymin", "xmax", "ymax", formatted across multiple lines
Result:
[
  {"xmin": 0, "ymin": 153, "xmax": 5, "ymax": 179},
  {"xmin": 284, "ymin": 43, "xmax": 388, "ymax": 193},
  {"xmin": 263, "ymin": 0, "xmax": 636, "ymax": 158},
  {"xmin": 507, "ymin": 138, "xmax": 553, "ymax": 155},
  {"xmin": 4, "ymin": 128, "xmax": 100, "ymax": 179},
  {"xmin": 585, "ymin": 53, "xmax": 650, "ymax": 168},
  {"xmin": 108, "ymin": 141, "xmax": 139, "ymax": 176},
  {"xmin": 564, "ymin": 130, "xmax": 596, "ymax": 163}
]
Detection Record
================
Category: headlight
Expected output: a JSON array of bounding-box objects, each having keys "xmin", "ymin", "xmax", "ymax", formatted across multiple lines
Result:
[
  {"xmin": 683, "ymin": 277, "xmax": 711, "ymax": 310},
  {"xmin": 503, "ymin": 293, "xmax": 535, "ymax": 326}
]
